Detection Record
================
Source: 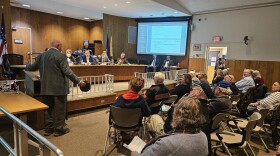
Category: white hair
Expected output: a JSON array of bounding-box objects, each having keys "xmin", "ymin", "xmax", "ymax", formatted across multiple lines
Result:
[{"xmin": 154, "ymin": 72, "xmax": 164, "ymax": 84}]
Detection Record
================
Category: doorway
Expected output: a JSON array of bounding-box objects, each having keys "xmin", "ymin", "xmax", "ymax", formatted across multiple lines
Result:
[
  {"xmin": 205, "ymin": 45, "xmax": 228, "ymax": 84},
  {"xmin": 12, "ymin": 26, "xmax": 32, "ymax": 63}
]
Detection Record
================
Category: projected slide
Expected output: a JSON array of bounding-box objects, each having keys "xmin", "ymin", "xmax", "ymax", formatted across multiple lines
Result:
[{"xmin": 137, "ymin": 21, "xmax": 188, "ymax": 56}]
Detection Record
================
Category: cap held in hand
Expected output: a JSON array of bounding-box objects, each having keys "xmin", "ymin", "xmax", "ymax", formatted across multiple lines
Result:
[{"xmin": 79, "ymin": 80, "xmax": 91, "ymax": 92}]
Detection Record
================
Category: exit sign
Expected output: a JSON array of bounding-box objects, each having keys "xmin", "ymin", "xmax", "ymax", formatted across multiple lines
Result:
[{"xmin": 213, "ymin": 36, "xmax": 223, "ymax": 43}]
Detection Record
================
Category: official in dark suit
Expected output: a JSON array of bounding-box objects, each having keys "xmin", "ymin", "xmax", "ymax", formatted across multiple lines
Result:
[
  {"xmin": 161, "ymin": 55, "xmax": 174, "ymax": 71},
  {"xmin": 26, "ymin": 40, "xmax": 85, "ymax": 137},
  {"xmin": 147, "ymin": 54, "xmax": 160, "ymax": 72},
  {"xmin": 116, "ymin": 52, "xmax": 130, "ymax": 65},
  {"xmin": 82, "ymin": 50, "xmax": 97, "ymax": 65}
]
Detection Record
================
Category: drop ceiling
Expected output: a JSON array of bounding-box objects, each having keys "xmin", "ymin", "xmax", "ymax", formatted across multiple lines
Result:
[{"xmin": 10, "ymin": 0, "xmax": 280, "ymax": 21}]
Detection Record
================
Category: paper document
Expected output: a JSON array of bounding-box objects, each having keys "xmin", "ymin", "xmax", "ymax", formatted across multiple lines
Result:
[{"xmin": 123, "ymin": 136, "xmax": 146, "ymax": 153}]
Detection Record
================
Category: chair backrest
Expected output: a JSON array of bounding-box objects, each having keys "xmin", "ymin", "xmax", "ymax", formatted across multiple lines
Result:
[
  {"xmin": 256, "ymin": 109, "xmax": 269, "ymax": 127},
  {"xmin": 138, "ymin": 59, "xmax": 149, "ymax": 65},
  {"xmin": 3, "ymin": 54, "xmax": 23, "ymax": 65},
  {"xmin": 244, "ymin": 112, "xmax": 261, "ymax": 141},
  {"xmin": 149, "ymin": 101, "xmax": 162, "ymax": 108},
  {"xmin": 127, "ymin": 58, "xmax": 139, "ymax": 64},
  {"xmin": 211, "ymin": 113, "xmax": 227, "ymax": 130},
  {"xmin": 110, "ymin": 106, "xmax": 142, "ymax": 128},
  {"xmin": 230, "ymin": 94, "xmax": 240, "ymax": 103},
  {"xmin": 162, "ymin": 95, "xmax": 178, "ymax": 105}
]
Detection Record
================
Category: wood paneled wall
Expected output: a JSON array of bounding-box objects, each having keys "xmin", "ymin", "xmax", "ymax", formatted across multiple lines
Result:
[
  {"xmin": 226, "ymin": 59, "xmax": 280, "ymax": 90},
  {"xmin": 189, "ymin": 58, "xmax": 206, "ymax": 72},
  {"xmin": 11, "ymin": 7, "xmax": 90, "ymax": 56},
  {"xmin": 89, "ymin": 20, "xmax": 103, "ymax": 42},
  {"xmin": 0, "ymin": 0, "xmax": 12, "ymax": 52}
]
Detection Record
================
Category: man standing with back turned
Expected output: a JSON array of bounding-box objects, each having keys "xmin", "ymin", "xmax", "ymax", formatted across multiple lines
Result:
[{"xmin": 26, "ymin": 40, "xmax": 85, "ymax": 137}]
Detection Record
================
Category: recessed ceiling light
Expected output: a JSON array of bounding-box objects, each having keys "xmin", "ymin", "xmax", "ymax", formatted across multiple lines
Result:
[
  {"xmin": 126, "ymin": 1, "xmax": 131, "ymax": 4},
  {"xmin": 57, "ymin": 11, "xmax": 63, "ymax": 14},
  {"xmin": 103, "ymin": 6, "xmax": 107, "ymax": 8},
  {"xmin": 84, "ymin": 17, "xmax": 89, "ymax": 20},
  {"xmin": 114, "ymin": 4, "xmax": 118, "ymax": 6},
  {"xmin": 22, "ymin": 4, "xmax": 30, "ymax": 7},
  {"xmin": 174, "ymin": 11, "xmax": 178, "ymax": 14}
]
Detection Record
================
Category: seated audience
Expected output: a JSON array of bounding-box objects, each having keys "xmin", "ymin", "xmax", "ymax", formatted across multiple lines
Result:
[
  {"xmin": 82, "ymin": 50, "xmax": 97, "ymax": 65},
  {"xmin": 235, "ymin": 69, "xmax": 255, "ymax": 93},
  {"xmin": 145, "ymin": 72, "xmax": 170, "ymax": 114},
  {"xmin": 254, "ymin": 77, "xmax": 268, "ymax": 100},
  {"xmin": 65, "ymin": 49, "xmax": 77, "ymax": 64},
  {"xmin": 212, "ymin": 69, "xmax": 224, "ymax": 85},
  {"xmin": 164, "ymin": 87, "xmax": 211, "ymax": 155},
  {"xmin": 222, "ymin": 68, "xmax": 229, "ymax": 76},
  {"xmin": 252, "ymin": 70, "xmax": 265, "ymax": 86},
  {"xmin": 189, "ymin": 71, "xmax": 200, "ymax": 84},
  {"xmin": 197, "ymin": 71, "xmax": 215, "ymax": 99},
  {"xmin": 161, "ymin": 55, "xmax": 174, "ymax": 71},
  {"xmin": 116, "ymin": 52, "xmax": 130, "ymax": 65},
  {"xmin": 248, "ymin": 81, "xmax": 280, "ymax": 150},
  {"xmin": 113, "ymin": 77, "xmax": 151, "ymax": 124},
  {"xmin": 133, "ymin": 97, "xmax": 208, "ymax": 156},
  {"xmin": 208, "ymin": 81, "xmax": 232, "ymax": 119},
  {"xmin": 224, "ymin": 75, "xmax": 239, "ymax": 95},
  {"xmin": 100, "ymin": 51, "xmax": 111, "ymax": 64},
  {"xmin": 171, "ymin": 73, "xmax": 192, "ymax": 103}
]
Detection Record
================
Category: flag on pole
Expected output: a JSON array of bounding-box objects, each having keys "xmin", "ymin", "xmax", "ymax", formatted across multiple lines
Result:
[
  {"xmin": 0, "ymin": 13, "xmax": 7, "ymax": 65},
  {"xmin": 110, "ymin": 35, "xmax": 113, "ymax": 58},
  {"xmin": 106, "ymin": 34, "xmax": 110, "ymax": 58}
]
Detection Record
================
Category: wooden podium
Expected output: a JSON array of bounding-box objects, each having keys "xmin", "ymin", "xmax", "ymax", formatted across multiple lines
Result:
[{"xmin": 24, "ymin": 70, "xmax": 41, "ymax": 97}]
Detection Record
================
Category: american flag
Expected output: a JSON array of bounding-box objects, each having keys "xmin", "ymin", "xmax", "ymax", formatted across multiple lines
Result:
[{"xmin": 0, "ymin": 13, "xmax": 7, "ymax": 65}]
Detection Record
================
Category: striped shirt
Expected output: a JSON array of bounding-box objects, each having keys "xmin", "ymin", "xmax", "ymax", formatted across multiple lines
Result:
[{"xmin": 258, "ymin": 92, "xmax": 280, "ymax": 110}]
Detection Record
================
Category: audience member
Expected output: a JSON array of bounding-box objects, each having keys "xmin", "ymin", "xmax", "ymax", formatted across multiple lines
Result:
[
  {"xmin": 171, "ymin": 73, "xmax": 192, "ymax": 103},
  {"xmin": 248, "ymin": 81, "xmax": 280, "ymax": 150},
  {"xmin": 116, "ymin": 52, "xmax": 130, "ymax": 65},
  {"xmin": 65, "ymin": 49, "xmax": 77, "ymax": 64},
  {"xmin": 208, "ymin": 81, "xmax": 232, "ymax": 119},
  {"xmin": 212, "ymin": 69, "xmax": 224, "ymax": 85},
  {"xmin": 222, "ymin": 68, "xmax": 229, "ymax": 76},
  {"xmin": 145, "ymin": 72, "xmax": 170, "ymax": 114},
  {"xmin": 161, "ymin": 55, "xmax": 174, "ymax": 71},
  {"xmin": 224, "ymin": 75, "xmax": 239, "ymax": 95},
  {"xmin": 132, "ymin": 97, "xmax": 208, "ymax": 156},
  {"xmin": 252, "ymin": 70, "xmax": 265, "ymax": 86},
  {"xmin": 26, "ymin": 40, "xmax": 85, "ymax": 137},
  {"xmin": 113, "ymin": 77, "xmax": 151, "ymax": 125},
  {"xmin": 197, "ymin": 71, "xmax": 215, "ymax": 99},
  {"xmin": 235, "ymin": 69, "xmax": 255, "ymax": 93},
  {"xmin": 189, "ymin": 71, "xmax": 200, "ymax": 85},
  {"xmin": 82, "ymin": 50, "xmax": 97, "ymax": 65},
  {"xmin": 100, "ymin": 51, "xmax": 111, "ymax": 64}
]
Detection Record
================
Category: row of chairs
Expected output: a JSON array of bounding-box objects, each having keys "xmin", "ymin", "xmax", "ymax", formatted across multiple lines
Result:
[
  {"xmin": 211, "ymin": 104, "xmax": 280, "ymax": 155},
  {"xmin": 102, "ymin": 95, "xmax": 178, "ymax": 156}
]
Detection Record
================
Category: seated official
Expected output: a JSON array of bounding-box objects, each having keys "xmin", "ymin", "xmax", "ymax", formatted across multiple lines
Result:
[
  {"xmin": 132, "ymin": 97, "xmax": 208, "ymax": 156},
  {"xmin": 113, "ymin": 77, "xmax": 151, "ymax": 126},
  {"xmin": 73, "ymin": 49, "xmax": 84, "ymax": 58},
  {"xmin": 100, "ymin": 51, "xmax": 111, "ymax": 64},
  {"xmin": 145, "ymin": 72, "xmax": 170, "ymax": 114},
  {"xmin": 171, "ymin": 73, "xmax": 192, "ymax": 103},
  {"xmin": 82, "ymin": 50, "xmax": 97, "ymax": 65},
  {"xmin": 65, "ymin": 49, "xmax": 77, "ymax": 64},
  {"xmin": 208, "ymin": 81, "xmax": 232, "ymax": 119},
  {"xmin": 146, "ymin": 54, "xmax": 160, "ymax": 72},
  {"xmin": 116, "ymin": 52, "xmax": 130, "ymax": 65},
  {"xmin": 161, "ymin": 55, "xmax": 174, "ymax": 71}
]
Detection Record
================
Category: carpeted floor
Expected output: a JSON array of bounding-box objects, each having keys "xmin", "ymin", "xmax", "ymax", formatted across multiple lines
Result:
[{"xmin": 0, "ymin": 107, "xmax": 279, "ymax": 156}]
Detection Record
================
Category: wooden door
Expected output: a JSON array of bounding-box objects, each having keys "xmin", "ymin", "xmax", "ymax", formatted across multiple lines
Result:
[{"xmin": 12, "ymin": 27, "xmax": 31, "ymax": 63}]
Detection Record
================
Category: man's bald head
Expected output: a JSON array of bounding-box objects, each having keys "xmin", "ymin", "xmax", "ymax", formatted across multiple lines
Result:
[{"xmin": 50, "ymin": 40, "xmax": 63, "ymax": 51}]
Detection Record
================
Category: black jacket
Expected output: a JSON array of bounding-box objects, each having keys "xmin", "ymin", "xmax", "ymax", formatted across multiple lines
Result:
[{"xmin": 146, "ymin": 84, "xmax": 170, "ymax": 114}]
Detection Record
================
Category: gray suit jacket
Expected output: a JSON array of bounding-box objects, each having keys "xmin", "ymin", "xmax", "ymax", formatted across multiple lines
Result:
[{"xmin": 26, "ymin": 47, "xmax": 80, "ymax": 95}]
